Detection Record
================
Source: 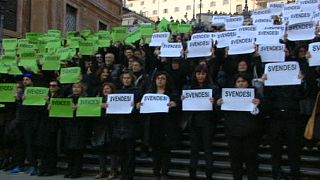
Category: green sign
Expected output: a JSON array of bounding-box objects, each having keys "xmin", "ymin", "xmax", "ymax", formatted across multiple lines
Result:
[
  {"xmin": 0, "ymin": 104, "xmax": 4, "ymax": 108},
  {"xmin": 48, "ymin": 30, "xmax": 62, "ymax": 38},
  {"xmin": 19, "ymin": 52, "xmax": 38, "ymax": 72},
  {"xmin": 158, "ymin": 19, "xmax": 170, "ymax": 32},
  {"xmin": 3, "ymin": 39, "xmax": 17, "ymax": 50},
  {"xmin": 140, "ymin": 25, "xmax": 154, "ymax": 36},
  {"xmin": 81, "ymin": 29, "xmax": 92, "ymax": 37},
  {"xmin": 59, "ymin": 67, "xmax": 81, "ymax": 84},
  {"xmin": 42, "ymin": 55, "xmax": 60, "ymax": 71},
  {"xmin": 56, "ymin": 48, "xmax": 71, "ymax": 61},
  {"xmin": 76, "ymin": 97, "xmax": 102, "ymax": 117},
  {"xmin": 0, "ymin": 83, "xmax": 16, "ymax": 102},
  {"xmin": 46, "ymin": 38, "xmax": 61, "ymax": 49},
  {"xmin": 49, "ymin": 98, "xmax": 74, "ymax": 118},
  {"xmin": 170, "ymin": 23, "xmax": 179, "ymax": 33},
  {"xmin": 4, "ymin": 49, "xmax": 16, "ymax": 55},
  {"xmin": 67, "ymin": 37, "xmax": 81, "ymax": 48},
  {"xmin": 112, "ymin": 27, "xmax": 128, "ymax": 42},
  {"xmin": 23, "ymin": 87, "xmax": 49, "ymax": 106},
  {"xmin": 79, "ymin": 40, "xmax": 97, "ymax": 55},
  {"xmin": 177, "ymin": 24, "xmax": 192, "ymax": 33}
]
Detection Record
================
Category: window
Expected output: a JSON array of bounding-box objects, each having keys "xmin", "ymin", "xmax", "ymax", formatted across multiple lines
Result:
[
  {"xmin": 99, "ymin": 21, "xmax": 107, "ymax": 30},
  {"xmin": 163, "ymin": 9, "xmax": 168, "ymax": 13},
  {"xmin": 153, "ymin": 0, "xmax": 156, "ymax": 3},
  {"xmin": 210, "ymin": 1, "xmax": 216, "ymax": 7},
  {"xmin": 174, "ymin": 7, "xmax": 180, "ymax": 12},
  {"xmin": 236, "ymin": 5, "xmax": 242, "ymax": 13},
  {"xmin": 128, "ymin": 3, "xmax": 133, "ymax": 7},
  {"xmin": 163, "ymin": 0, "xmax": 167, "ymax": 2},
  {"xmin": 3, "ymin": 0, "xmax": 17, "ymax": 31},
  {"xmin": 65, "ymin": 4, "xmax": 77, "ymax": 32},
  {"xmin": 186, "ymin": 5, "xmax": 191, "ymax": 10},
  {"xmin": 153, "ymin": 10, "xmax": 158, "ymax": 15},
  {"xmin": 140, "ymin": 1, "xmax": 144, "ymax": 5},
  {"xmin": 223, "ymin": 0, "xmax": 229, "ymax": 5}
]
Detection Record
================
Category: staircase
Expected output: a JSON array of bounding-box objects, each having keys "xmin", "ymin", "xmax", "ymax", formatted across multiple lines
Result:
[{"xmin": 59, "ymin": 119, "xmax": 320, "ymax": 179}]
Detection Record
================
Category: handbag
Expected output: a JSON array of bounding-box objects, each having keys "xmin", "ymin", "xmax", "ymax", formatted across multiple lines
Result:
[{"xmin": 304, "ymin": 91, "xmax": 320, "ymax": 140}]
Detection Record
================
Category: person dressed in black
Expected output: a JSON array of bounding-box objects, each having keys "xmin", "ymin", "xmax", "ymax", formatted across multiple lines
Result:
[
  {"xmin": 182, "ymin": 65, "xmax": 218, "ymax": 180},
  {"xmin": 137, "ymin": 71, "xmax": 180, "ymax": 180},
  {"xmin": 109, "ymin": 72, "xmax": 137, "ymax": 180},
  {"xmin": 217, "ymin": 73, "xmax": 262, "ymax": 180},
  {"xmin": 37, "ymin": 80, "xmax": 63, "ymax": 176},
  {"xmin": 63, "ymin": 83, "xmax": 87, "ymax": 178}
]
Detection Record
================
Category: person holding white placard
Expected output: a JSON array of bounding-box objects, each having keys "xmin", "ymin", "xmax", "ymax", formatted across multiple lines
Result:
[
  {"xmin": 181, "ymin": 65, "xmax": 218, "ymax": 180},
  {"xmin": 136, "ymin": 71, "xmax": 180, "ymax": 180},
  {"xmin": 216, "ymin": 74, "xmax": 262, "ymax": 180},
  {"xmin": 109, "ymin": 72, "xmax": 138, "ymax": 180}
]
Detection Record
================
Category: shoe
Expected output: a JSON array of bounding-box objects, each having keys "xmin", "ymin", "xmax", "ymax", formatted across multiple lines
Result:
[
  {"xmin": 107, "ymin": 170, "xmax": 118, "ymax": 179},
  {"xmin": 29, "ymin": 167, "xmax": 38, "ymax": 176},
  {"xmin": 9, "ymin": 166, "xmax": 24, "ymax": 174},
  {"xmin": 95, "ymin": 172, "xmax": 107, "ymax": 179}
]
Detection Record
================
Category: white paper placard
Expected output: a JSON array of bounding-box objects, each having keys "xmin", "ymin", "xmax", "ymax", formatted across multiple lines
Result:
[
  {"xmin": 191, "ymin": 33, "xmax": 214, "ymax": 41},
  {"xmin": 228, "ymin": 37, "xmax": 255, "ymax": 55},
  {"xmin": 253, "ymin": 17, "xmax": 274, "ymax": 28},
  {"xmin": 268, "ymin": 2, "xmax": 285, "ymax": 15},
  {"xmin": 106, "ymin": 94, "xmax": 134, "ymax": 114},
  {"xmin": 256, "ymin": 30, "xmax": 281, "ymax": 44},
  {"xmin": 216, "ymin": 31, "xmax": 238, "ymax": 48},
  {"xmin": 160, "ymin": 42, "xmax": 183, "ymax": 57},
  {"xmin": 140, "ymin": 93, "xmax": 170, "ymax": 113},
  {"xmin": 212, "ymin": 16, "xmax": 229, "ymax": 26},
  {"xmin": 288, "ymin": 12, "xmax": 313, "ymax": 25},
  {"xmin": 283, "ymin": 4, "xmax": 301, "ymax": 17},
  {"xmin": 299, "ymin": 0, "xmax": 320, "ymax": 12},
  {"xmin": 308, "ymin": 42, "xmax": 320, "ymax": 66},
  {"xmin": 187, "ymin": 39, "xmax": 212, "ymax": 58},
  {"xmin": 182, "ymin": 89, "xmax": 212, "ymax": 111},
  {"xmin": 236, "ymin": 25, "xmax": 257, "ymax": 38},
  {"xmin": 221, "ymin": 88, "xmax": 255, "ymax": 112},
  {"xmin": 264, "ymin": 61, "xmax": 301, "ymax": 86},
  {"xmin": 287, "ymin": 21, "xmax": 316, "ymax": 41},
  {"xmin": 149, "ymin": 32, "xmax": 170, "ymax": 47},
  {"xmin": 259, "ymin": 44, "xmax": 285, "ymax": 63},
  {"xmin": 313, "ymin": 12, "xmax": 320, "ymax": 22},
  {"xmin": 224, "ymin": 16, "xmax": 244, "ymax": 30},
  {"xmin": 251, "ymin": 9, "xmax": 272, "ymax": 19}
]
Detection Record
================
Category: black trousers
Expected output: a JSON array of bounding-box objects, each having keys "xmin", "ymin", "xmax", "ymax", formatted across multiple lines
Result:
[
  {"xmin": 65, "ymin": 150, "xmax": 83, "ymax": 176},
  {"xmin": 21, "ymin": 121, "xmax": 38, "ymax": 167},
  {"xmin": 112, "ymin": 138, "xmax": 135, "ymax": 180},
  {"xmin": 151, "ymin": 141, "xmax": 170, "ymax": 176},
  {"xmin": 226, "ymin": 135, "xmax": 259, "ymax": 180},
  {"xmin": 39, "ymin": 146, "xmax": 57, "ymax": 174},
  {"xmin": 189, "ymin": 126, "xmax": 214, "ymax": 178},
  {"xmin": 12, "ymin": 123, "xmax": 25, "ymax": 167},
  {"xmin": 270, "ymin": 111, "xmax": 301, "ymax": 178}
]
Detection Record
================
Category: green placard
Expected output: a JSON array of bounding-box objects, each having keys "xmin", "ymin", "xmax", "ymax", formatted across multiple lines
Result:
[
  {"xmin": 0, "ymin": 62, "xmax": 10, "ymax": 74},
  {"xmin": 23, "ymin": 87, "xmax": 49, "ymax": 106},
  {"xmin": 26, "ymin": 32, "xmax": 39, "ymax": 41},
  {"xmin": 3, "ymin": 39, "xmax": 17, "ymax": 50},
  {"xmin": 56, "ymin": 48, "xmax": 71, "ymax": 61},
  {"xmin": 170, "ymin": 23, "xmax": 179, "ymax": 33},
  {"xmin": 42, "ymin": 55, "xmax": 60, "ymax": 71},
  {"xmin": 49, "ymin": 98, "xmax": 74, "ymax": 118},
  {"xmin": 60, "ymin": 67, "xmax": 81, "ymax": 84},
  {"xmin": 177, "ymin": 24, "xmax": 192, "ymax": 33},
  {"xmin": 0, "ymin": 83, "xmax": 16, "ymax": 102},
  {"xmin": 96, "ymin": 31, "xmax": 111, "ymax": 39},
  {"xmin": 8, "ymin": 64, "xmax": 22, "ymax": 75},
  {"xmin": 76, "ymin": 97, "xmax": 102, "ymax": 117},
  {"xmin": 46, "ymin": 38, "xmax": 61, "ymax": 49},
  {"xmin": 81, "ymin": 29, "xmax": 92, "ymax": 38},
  {"xmin": 158, "ymin": 19, "xmax": 170, "ymax": 32},
  {"xmin": 79, "ymin": 40, "xmax": 96, "ymax": 55},
  {"xmin": 98, "ymin": 39, "xmax": 111, "ymax": 48},
  {"xmin": 19, "ymin": 52, "xmax": 38, "ymax": 72},
  {"xmin": 0, "ymin": 104, "xmax": 4, "ymax": 108},
  {"xmin": 48, "ymin": 30, "xmax": 62, "ymax": 38},
  {"xmin": 112, "ymin": 27, "xmax": 128, "ymax": 42},
  {"xmin": 125, "ymin": 29, "xmax": 141, "ymax": 45},
  {"xmin": 67, "ymin": 37, "xmax": 81, "ymax": 48},
  {"xmin": 67, "ymin": 31, "xmax": 77, "ymax": 38},
  {"xmin": 4, "ymin": 49, "xmax": 17, "ymax": 55},
  {"xmin": 140, "ymin": 25, "xmax": 154, "ymax": 36}
]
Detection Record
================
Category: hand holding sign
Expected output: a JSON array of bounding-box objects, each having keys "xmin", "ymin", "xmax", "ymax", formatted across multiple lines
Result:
[{"xmin": 264, "ymin": 61, "xmax": 301, "ymax": 86}]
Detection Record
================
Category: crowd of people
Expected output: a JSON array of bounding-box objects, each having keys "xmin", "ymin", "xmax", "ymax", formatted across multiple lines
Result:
[{"xmin": 1, "ymin": 17, "xmax": 320, "ymax": 180}]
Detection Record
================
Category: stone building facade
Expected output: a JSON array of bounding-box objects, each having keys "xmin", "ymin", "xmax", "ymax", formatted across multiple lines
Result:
[{"xmin": 2, "ymin": 0, "xmax": 123, "ymax": 38}]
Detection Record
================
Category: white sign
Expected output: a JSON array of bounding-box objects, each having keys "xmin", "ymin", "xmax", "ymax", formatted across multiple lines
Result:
[
  {"xmin": 191, "ymin": 33, "xmax": 214, "ymax": 41},
  {"xmin": 259, "ymin": 44, "xmax": 285, "ymax": 63},
  {"xmin": 264, "ymin": 25, "xmax": 286, "ymax": 39},
  {"xmin": 264, "ymin": 61, "xmax": 301, "ymax": 86},
  {"xmin": 283, "ymin": 4, "xmax": 301, "ymax": 17},
  {"xmin": 160, "ymin": 42, "xmax": 183, "ymax": 57},
  {"xmin": 224, "ymin": 16, "xmax": 244, "ymax": 30},
  {"xmin": 288, "ymin": 12, "xmax": 313, "ymax": 25},
  {"xmin": 256, "ymin": 30, "xmax": 281, "ymax": 44},
  {"xmin": 212, "ymin": 16, "xmax": 229, "ymax": 26},
  {"xmin": 236, "ymin": 26, "xmax": 257, "ymax": 38},
  {"xmin": 253, "ymin": 17, "xmax": 274, "ymax": 28},
  {"xmin": 308, "ymin": 42, "xmax": 320, "ymax": 66},
  {"xmin": 299, "ymin": 0, "xmax": 320, "ymax": 12},
  {"xmin": 149, "ymin": 32, "xmax": 170, "ymax": 47},
  {"xmin": 252, "ymin": 9, "xmax": 272, "ymax": 19},
  {"xmin": 221, "ymin": 88, "xmax": 255, "ymax": 112},
  {"xmin": 106, "ymin": 94, "xmax": 134, "ymax": 114},
  {"xmin": 228, "ymin": 37, "xmax": 255, "ymax": 55},
  {"xmin": 268, "ymin": 2, "xmax": 285, "ymax": 15},
  {"xmin": 187, "ymin": 39, "xmax": 212, "ymax": 58},
  {"xmin": 216, "ymin": 31, "xmax": 238, "ymax": 48},
  {"xmin": 140, "ymin": 93, "xmax": 170, "ymax": 113},
  {"xmin": 313, "ymin": 12, "xmax": 320, "ymax": 22},
  {"xmin": 287, "ymin": 21, "xmax": 316, "ymax": 41},
  {"xmin": 182, "ymin": 89, "xmax": 212, "ymax": 111}
]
